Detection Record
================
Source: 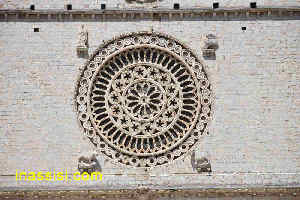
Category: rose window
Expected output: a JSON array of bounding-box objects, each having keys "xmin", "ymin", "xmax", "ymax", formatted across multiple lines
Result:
[{"xmin": 74, "ymin": 32, "xmax": 213, "ymax": 167}]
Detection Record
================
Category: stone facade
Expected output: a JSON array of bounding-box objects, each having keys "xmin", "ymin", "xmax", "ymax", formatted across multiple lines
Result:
[{"xmin": 0, "ymin": 0, "xmax": 300, "ymax": 191}]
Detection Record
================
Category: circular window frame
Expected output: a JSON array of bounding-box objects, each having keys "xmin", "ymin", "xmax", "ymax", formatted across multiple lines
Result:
[{"xmin": 74, "ymin": 31, "xmax": 213, "ymax": 168}]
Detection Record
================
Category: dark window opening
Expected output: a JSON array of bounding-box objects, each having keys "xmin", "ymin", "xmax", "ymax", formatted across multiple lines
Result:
[
  {"xmin": 173, "ymin": 3, "xmax": 180, "ymax": 10},
  {"xmin": 213, "ymin": 2, "xmax": 219, "ymax": 9},
  {"xmin": 250, "ymin": 2, "xmax": 257, "ymax": 8},
  {"xmin": 34, "ymin": 28, "xmax": 39, "ymax": 32},
  {"xmin": 241, "ymin": 27, "xmax": 246, "ymax": 31},
  {"xmin": 66, "ymin": 4, "xmax": 72, "ymax": 10},
  {"xmin": 30, "ymin": 5, "xmax": 35, "ymax": 10},
  {"xmin": 101, "ymin": 4, "xmax": 106, "ymax": 9}
]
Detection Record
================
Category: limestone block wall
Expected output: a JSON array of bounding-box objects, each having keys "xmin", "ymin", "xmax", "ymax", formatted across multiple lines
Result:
[{"xmin": 0, "ymin": 13, "xmax": 300, "ymax": 188}]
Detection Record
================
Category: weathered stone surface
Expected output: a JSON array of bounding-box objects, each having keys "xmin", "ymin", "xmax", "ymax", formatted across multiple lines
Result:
[{"xmin": 0, "ymin": 0, "xmax": 299, "ymax": 191}]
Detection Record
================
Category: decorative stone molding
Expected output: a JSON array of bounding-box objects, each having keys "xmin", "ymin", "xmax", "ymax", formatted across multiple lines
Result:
[
  {"xmin": 78, "ymin": 151, "xmax": 101, "ymax": 174},
  {"xmin": 77, "ymin": 25, "xmax": 89, "ymax": 59},
  {"xmin": 74, "ymin": 31, "xmax": 212, "ymax": 168},
  {"xmin": 0, "ymin": 7, "xmax": 300, "ymax": 22}
]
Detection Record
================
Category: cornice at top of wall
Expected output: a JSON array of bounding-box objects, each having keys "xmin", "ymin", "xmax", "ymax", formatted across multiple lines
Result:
[{"xmin": 0, "ymin": 7, "xmax": 300, "ymax": 21}]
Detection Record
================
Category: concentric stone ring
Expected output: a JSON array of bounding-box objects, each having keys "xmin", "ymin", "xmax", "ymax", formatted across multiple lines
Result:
[{"xmin": 74, "ymin": 32, "xmax": 213, "ymax": 167}]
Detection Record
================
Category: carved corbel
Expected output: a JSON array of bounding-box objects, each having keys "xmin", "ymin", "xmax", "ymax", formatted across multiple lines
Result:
[{"xmin": 200, "ymin": 34, "xmax": 219, "ymax": 60}]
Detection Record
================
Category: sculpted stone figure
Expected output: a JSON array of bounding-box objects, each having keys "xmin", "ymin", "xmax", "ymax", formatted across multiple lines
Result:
[
  {"xmin": 195, "ymin": 157, "xmax": 212, "ymax": 173},
  {"xmin": 201, "ymin": 34, "xmax": 218, "ymax": 50},
  {"xmin": 200, "ymin": 34, "xmax": 219, "ymax": 58},
  {"xmin": 78, "ymin": 151, "xmax": 101, "ymax": 174},
  {"xmin": 191, "ymin": 151, "xmax": 212, "ymax": 173},
  {"xmin": 77, "ymin": 25, "xmax": 89, "ymax": 48},
  {"xmin": 77, "ymin": 25, "xmax": 89, "ymax": 58}
]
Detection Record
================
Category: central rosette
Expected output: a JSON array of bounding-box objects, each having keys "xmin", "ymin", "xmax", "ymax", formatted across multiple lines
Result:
[
  {"xmin": 123, "ymin": 79, "xmax": 165, "ymax": 121},
  {"xmin": 107, "ymin": 64, "xmax": 181, "ymax": 139}
]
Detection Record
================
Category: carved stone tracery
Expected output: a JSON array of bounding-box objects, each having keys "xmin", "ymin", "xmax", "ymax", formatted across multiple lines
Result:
[{"xmin": 74, "ymin": 32, "xmax": 213, "ymax": 168}]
